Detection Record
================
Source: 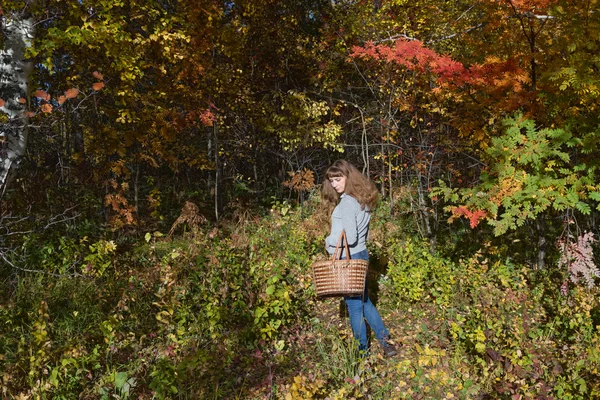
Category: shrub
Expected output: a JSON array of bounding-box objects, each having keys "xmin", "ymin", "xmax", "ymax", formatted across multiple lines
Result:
[{"xmin": 384, "ymin": 237, "xmax": 456, "ymax": 306}]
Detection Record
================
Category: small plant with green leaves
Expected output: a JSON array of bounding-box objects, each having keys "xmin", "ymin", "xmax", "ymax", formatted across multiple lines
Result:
[
  {"xmin": 384, "ymin": 237, "xmax": 456, "ymax": 306},
  {"xmin": 433, "ymin": 113, "xmax": 600, "ymax": 236}
]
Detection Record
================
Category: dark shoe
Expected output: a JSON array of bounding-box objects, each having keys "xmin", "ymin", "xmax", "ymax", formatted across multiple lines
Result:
[{"xmin": 381, "ymin": 341, "xmax": 398, "ymax": 358}]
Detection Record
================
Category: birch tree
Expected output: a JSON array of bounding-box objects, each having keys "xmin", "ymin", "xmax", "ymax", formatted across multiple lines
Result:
[{"xmin": 0, "ymin": 6, "xmax": 33, "ymax": 201}]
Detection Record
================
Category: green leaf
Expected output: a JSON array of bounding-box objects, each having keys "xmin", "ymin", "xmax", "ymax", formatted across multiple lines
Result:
[
  {"xmin": 589, "ymin": 192, "xmax": 600, "ymax": 202},
  {"xmin": 575, "ymin": 202, "xmax": 591, "ymax": 215},
  {"xmin": 254, "ymin": 307, "xmax": 266, "ymax": 320},
  {"xmin": 115, "ymin": 371, "xmax": 128, "ymax": 390},
  {"xmin": 49, "ymin": 368, "xmax": 59, "ymax": 387}
]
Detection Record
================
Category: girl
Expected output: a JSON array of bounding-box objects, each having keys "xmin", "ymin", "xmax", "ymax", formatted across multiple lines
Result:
[{"xmin": 321, "ymin": 159, "xmax": 397, "ymax": 357}]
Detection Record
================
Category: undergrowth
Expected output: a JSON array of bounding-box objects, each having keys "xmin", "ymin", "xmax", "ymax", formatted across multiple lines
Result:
[{"xmin": 0, "ymin": 198, "xmax": 599, "ymax": 399}]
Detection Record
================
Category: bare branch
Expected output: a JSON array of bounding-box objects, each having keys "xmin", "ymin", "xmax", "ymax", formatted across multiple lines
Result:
[
  {"xmin": 374, "ymin": 33, "xmax": 418, "ymax": 44},
  {"xmin": 0, "ymin": 206, "xmax": 80, "ymax": 236},
  {"xmin": 0, "ymin": 249, "xmax": 88, "ymax": 278},
  {"xmin": 0, "ymin": 206, "xmax": 84, "ymax": 277},
  {"xmin": 431, "ymin": 23, "xmax": 486, "ymax": 43}
]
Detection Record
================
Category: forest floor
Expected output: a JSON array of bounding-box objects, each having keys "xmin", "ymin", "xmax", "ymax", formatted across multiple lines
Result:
[
  {"xmin": 244, "ymin": 278, "xmax": 470, "ymax": 400},
  {"xmin": 308, "ymin": 290, "xmax": 462, "ymax": 399}
]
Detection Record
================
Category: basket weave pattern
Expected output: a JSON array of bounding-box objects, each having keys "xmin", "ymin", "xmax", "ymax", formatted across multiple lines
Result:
[
  {"xmin": 312, "ymin": 259, "xmax": 368, "ymax": 297},
  {"xmin": 311, "ymin": 230, "xmax": 368, "ymax": 297}
]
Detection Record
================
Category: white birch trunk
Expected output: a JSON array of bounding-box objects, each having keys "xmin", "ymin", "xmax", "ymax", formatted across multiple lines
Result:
[{"xmin": 0, "ymin": 12, "xmax": 34, "ymax": 199}]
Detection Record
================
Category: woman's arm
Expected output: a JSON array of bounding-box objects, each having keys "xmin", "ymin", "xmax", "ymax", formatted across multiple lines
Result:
[
  {"xmin": 341, "ymin": 207, "xmax": 359, "ymax": 248},
  {"xmin": 325, "ymin": 213, "xmax": 343, "ymax": 254},
  {"xmin": 325, "ymin": 196, "xmax": 359, "ymax": 253}
]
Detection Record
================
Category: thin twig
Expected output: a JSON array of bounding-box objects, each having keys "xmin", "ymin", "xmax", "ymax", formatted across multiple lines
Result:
[{"xmin": 0, "ymin": 251, "xmax": 88, "ymax": 278}]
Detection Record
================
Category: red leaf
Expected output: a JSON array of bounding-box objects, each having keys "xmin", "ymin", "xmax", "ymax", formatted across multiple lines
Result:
[
  {"xmin": 450, "ymin": 206, "xmax": 487, "ymax": 228},
  {"xmin": 200, "ymin": 109, "xmax": 215, "ymax": 126},
  {"xmin": 35, "ymin": 90, "xmax": 50, "ymax": 101},
  {"xmin": 469, "ymin": 210, "xmax": 487, "ymax": 229},
  {"xmin": 0, "ymin": 99, "xmax": 5, "ymax": 107},
  {"xmin": 65, "ymin": 88, "xmax": 79, "ymax": 99}
]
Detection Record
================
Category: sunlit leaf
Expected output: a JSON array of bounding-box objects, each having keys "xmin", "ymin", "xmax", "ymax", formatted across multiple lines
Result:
[
  {"xmin": 34, "ymin": 90, "xmax": 50, "ymax": 101},
  {"xmin": 65, "ymin": 88, "xmax": 79, "ymax": 99}
]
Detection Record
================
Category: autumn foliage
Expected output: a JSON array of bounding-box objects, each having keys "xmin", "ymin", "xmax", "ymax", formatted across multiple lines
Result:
[
  {"xmin": 449, "ymin": 206, "xmax": 488, "ymax": 229},
  {"xmin": 1, "ymin": 0, "xmax": 600, "ymax": 397}
]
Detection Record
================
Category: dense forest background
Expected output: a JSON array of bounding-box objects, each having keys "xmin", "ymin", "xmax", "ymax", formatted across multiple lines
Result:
[{"xmin": 1, "ymin": 0, "xmax": 600, "ymax": 398}]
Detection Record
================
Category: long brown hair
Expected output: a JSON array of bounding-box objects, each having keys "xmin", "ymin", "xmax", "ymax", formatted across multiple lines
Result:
[{"xmin": 321, "ymin": 160, "xmax": 379, "ymax": 216}]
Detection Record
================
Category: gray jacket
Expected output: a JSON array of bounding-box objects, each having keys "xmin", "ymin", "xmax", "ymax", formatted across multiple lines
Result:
[{"xmin": 325, "ymin": 194, "xmax": 370, "ymax": 258}]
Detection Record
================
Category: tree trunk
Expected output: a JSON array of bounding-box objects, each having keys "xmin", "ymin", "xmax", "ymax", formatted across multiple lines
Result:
[
  {"xmin": 359, "ymin": 107, "xmax": 369, "ymax": 176},
  {"xmin": 213, "ymin": 124, "xmax": 222, "ymax": 222},
  {"xmin": 536, "ymin": 214, "xmax": 547, "ymax": 269},
  {"xmin": 0, "ymin": 11, "xmax": 34, "ymax": 201},
  {"xmin": 380, "ymin": 141, "xmax": 385, "ymax": 198}
]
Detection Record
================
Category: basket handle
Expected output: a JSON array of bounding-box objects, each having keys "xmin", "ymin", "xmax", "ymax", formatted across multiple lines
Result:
[{"xmin": 332, "ymin": 230, "xmax": 351, "ymax": 261}]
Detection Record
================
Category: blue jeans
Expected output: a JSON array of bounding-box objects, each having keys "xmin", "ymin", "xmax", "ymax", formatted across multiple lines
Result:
[{"xmin": 344, "ymin": 249, "xmax": 389, "ymax": 351}]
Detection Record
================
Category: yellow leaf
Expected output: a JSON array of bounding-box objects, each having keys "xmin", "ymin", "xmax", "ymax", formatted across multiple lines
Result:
[{"xmin": 414, "ymin": 342, "xmax": 423, "ymax": 354}]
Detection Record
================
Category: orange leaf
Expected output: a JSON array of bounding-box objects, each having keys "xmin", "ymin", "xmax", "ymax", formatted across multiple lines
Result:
[
  {"xmin": 65, "ymin": 88, "xmax": 79, "ymax": 99},
  {"xmin": 18, "ymin": 98, "xmax": 26, "ymax": 104},
  {"xmin": 93, "ymin": 71, "xmax": 104, "ymax": 80},
  {"xmin": 0, "ymin": 99, "xmax": 5, "ymax": 107},
  {"xmin": 58, "ymin": 95, "xmax": 66, "ymax": 105},
  {"xmin": 24, "ymin": 111, "xmax": 36, "ymax": 117},
  {"xmin": 41, "ymin": 104, "xmax": 53, "ymax": 113},
  {"xmin": 35, "ymin": 90, "xmax": 50, "ymax": 101},
  {"xmin": 92, "ymin": 82, "xmax": 105, "ymax": 91}
]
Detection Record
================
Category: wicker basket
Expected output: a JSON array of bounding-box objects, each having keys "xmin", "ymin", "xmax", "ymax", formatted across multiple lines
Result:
[{"xmin": 312, "ymin": 231, "xmax": 368, "ymax": 297}]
